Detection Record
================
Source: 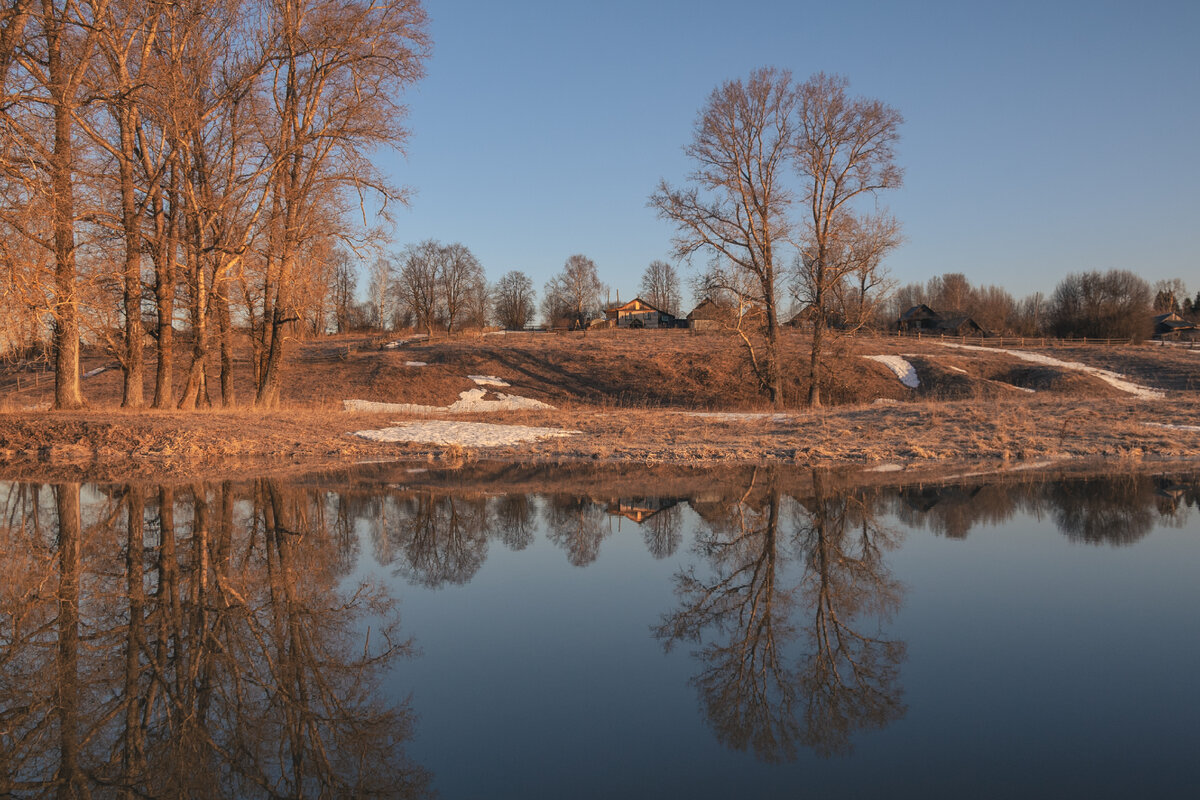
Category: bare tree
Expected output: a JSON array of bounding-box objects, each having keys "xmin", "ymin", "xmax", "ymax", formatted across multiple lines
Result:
[
  {"xmin": 1049, "ymin": 269, "xmax": 1152, "ymax": 340},
  {"xmin": 368, "ymin": 254, "xmax": 394, "ymax": 331},
  {"xmin": 651, "ymin": 67, "xmax": 795, "ymax": 406},
  {"xmin": 254, "ymin": 0, "xmax": 430, "ymax": 407},
  {"xmin": 639, "ymin": 259, "xmax": 682, "ymax": 315},
  {"xmin": 396, "ymin": 240, "xmax": 441, "ymax": 336},
  {"xmin": 543, "ymin": 254, "xmax": 602, "ymax": 329},
  {"xmin": 493, "ymin": 270, "xmax": 536, "ymax": 330},
  {"xmin": 798, "ymin": 213, "xmax": 899, "ymax": 332},
  {"xmin": 80, "ymin": 0, "xmax": 163, "ymax": 408},
  {"xmin": 438, "ymin": 242, "xmax": 484, "ymax": 332},
  {"xmin": 329, "ymin": 248, "xmax": 357, "ymax": 332},
  {"xmin": 793, "ymin": 73, "xmax": 903, "ymax": 407},
  {"xmin": 2, "ymin": 0, "xmax": 105, "ymax": 409}
]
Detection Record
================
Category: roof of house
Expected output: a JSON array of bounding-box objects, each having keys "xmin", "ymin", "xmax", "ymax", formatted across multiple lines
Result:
[
  {"xmin": 687, "ymin": 297, "xmax": 733, "ymax": 320},
  {"xmin": 607, "ymin": 297, "xmax": 670, "ymax": 318},
  {"xmin": 899, "ymin": 304, "xmax": 938, "ymax": 321}
]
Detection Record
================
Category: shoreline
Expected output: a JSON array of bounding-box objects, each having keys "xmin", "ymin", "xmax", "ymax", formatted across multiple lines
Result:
[{"xmin": 2, "ymin": 393, "xmax": 1198, "ymax": 483}]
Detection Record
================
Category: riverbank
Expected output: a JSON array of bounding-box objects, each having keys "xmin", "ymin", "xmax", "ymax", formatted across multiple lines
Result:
[{"xmin": 1, "ymin": 393, "xmax": 1197, "ymax": 483}]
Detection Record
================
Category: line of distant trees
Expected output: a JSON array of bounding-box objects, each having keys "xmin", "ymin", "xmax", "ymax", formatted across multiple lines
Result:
[
  {"xmin": 888, "ymin": 270, "xmax": 1196, "ymax": 340},
  {"xmin": 334, "ymin": 248, "xmax": 686, "ymax": 334}
]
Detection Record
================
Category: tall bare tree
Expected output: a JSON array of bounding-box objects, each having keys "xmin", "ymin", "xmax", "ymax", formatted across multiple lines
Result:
[
  {"xmin": 793, "ymin": 73, "xmax": 902, "ymax": 407},
  {"xmin": 80, "ymin": 0, "xmax": 163, "ymax": 408},
  {"xmin": 3, "ymin": 0, "xmax": 105, "ymax": 408},
  {"xmin": 651, "ymin": 67, "xmax": 795, "ymax": 407},
  {"xmin": 396, "ymin": 240, "xmax": 441, "ymax": 336},
  {"xmin": 639, "ymin": 259, "xmax": 682, "ymax": 315},
  {"xmin": 438, "ymin": 242, "xmax": 484, "ymax": 332},
  {"xmin": 254, "ymin": 0, "xmax": 429, "ymax": 407}
]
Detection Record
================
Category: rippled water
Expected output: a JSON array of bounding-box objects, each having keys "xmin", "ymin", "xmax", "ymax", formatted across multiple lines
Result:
[{"xmin": 1, "ymin": 465, "xmax": 1197, "ymax": 798}]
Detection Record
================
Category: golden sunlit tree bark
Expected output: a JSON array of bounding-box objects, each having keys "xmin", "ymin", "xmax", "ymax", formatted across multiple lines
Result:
[{"xmin": 254, "ymin": 0, "xmax": 429, "ymax": 407}]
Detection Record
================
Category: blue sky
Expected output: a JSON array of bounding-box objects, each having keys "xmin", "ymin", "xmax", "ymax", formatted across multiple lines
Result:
[{"xmin": 374, "ymin": 0, "xmax": 1199, "ymax": 307}]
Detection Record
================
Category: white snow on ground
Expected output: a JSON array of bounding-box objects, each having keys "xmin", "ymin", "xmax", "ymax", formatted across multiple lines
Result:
[
  {"xmin": 864, "ymin": 355, "xmax": 920, "ymax": 388},
  {"xmin": 933, "ymin": 460, "xmax": 1061, "ymax": 482},
  {"xmin": 82, "ymin": 367, "xmax": 108, "ymax": 378},
  {"xmin": 344, "ymin": 388, "xmax": 556, "ymax": 415},
  {"xmin": 936, "ymin": 342, "xmax": 1164, "ymax": 399},
  {"xmin": 685, "ymin": 412, "xmax": 792, "ymax": 422},
  {"xmin": 867, "ymin": 463, "xmax": 905, "ymax": 472},
  {"xmin": 353, "ymin": 420, "xmax": 578, "ymax": 446},
  {"xmin": 947, "ymin": 365, "xmax": 968, "ymax": 374},
  {"xmin": 383, "ymin": 334, "xmax": 429, "ymax": 349},
  {"xmin": 405, "ymin": 361, "xmax": 427, "ymax": 367},
  {"xmin": 1145, "ymin": 422, "xmax": 1200, "ymax": 433},
  {"xmin": 469, "ymin": 375, "xmax": 510, "ymax": 387}
]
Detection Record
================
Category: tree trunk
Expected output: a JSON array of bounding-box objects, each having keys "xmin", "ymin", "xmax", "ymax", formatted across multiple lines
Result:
[
  {"xmin": 48, "ymin": 15, "xmax": 82, "ymax": 410},
  {"xmin": 122, "ymin": 485, "xmax": 147, "ymax": 787},
  {"xmin": 116, "ymin": 104, "xmax": 145, "ymax": 407},
  {"xmin": 53, "ymin": 482, "xmax": 85, "ymax": 796},
  {"xmin": 808, "ymin": 269, "xmax": 826, "ymax": 408},
  {"xmin": 216, "ymin": 278, "xmax": 235, "ymax": 406},
  {"xmin": 178, "ymin": 239, "xmax": 210, "ymax": 410},
  {"xmin": 764, "ymin": 304, "xmax": 782, "ymax": 409},
  {"xmin": 152, "ymin": 183, "xmax": 178, "ymax": 408}
]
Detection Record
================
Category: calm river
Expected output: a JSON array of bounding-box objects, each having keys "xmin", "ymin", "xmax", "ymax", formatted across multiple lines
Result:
[{"xmin": 1, "ymin": 464, "xmax": 1197, "ymax": 798}]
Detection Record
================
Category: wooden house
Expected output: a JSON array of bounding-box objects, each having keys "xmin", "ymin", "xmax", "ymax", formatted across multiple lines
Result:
[
  {"xmin": 898, "ymin": 305, "xmax": 987, "ymax": 336},
  {"xmin": 1153, "ymin": 312, "xmax": 1197, "ymax": 340},
  {"xmin": 897, "ymin": 304, "xmax": 940, "ymax": 332},
  {"xmin": 606, "ymin": 297, "xmax": 676, "ymax": 328},
  {"xmin": 685, "ymin": 297, "xmax": 734, "ymax": 331}
]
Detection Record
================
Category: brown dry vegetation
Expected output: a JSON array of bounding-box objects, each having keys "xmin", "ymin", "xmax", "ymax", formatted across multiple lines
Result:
[{"xmin": 0, "ymin": 328, "xmax": 1198, "ymax": 481}]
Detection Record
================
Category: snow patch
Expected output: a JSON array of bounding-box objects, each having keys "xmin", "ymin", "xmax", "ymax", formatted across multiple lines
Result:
[
  {"xmin": 864, "ymin": 355, "xmax": 919, "ymax": 388},
  {"xmin": 353, "ymin": 420, "xmax": 579, "ymax": 446},
  {"xmin": 937, "ymin": 343, "xmax": 1164, "ymax": 399},
  {"xmin": 992, "ymin": 381, "xmax": 1035, "ymax": 394},
  {"xmin": 469, "ymin": 375, "xmax": 510, "ymax": 387},
  {"xmin": 867, "ymin": 463, "xmax": 904, "ymax": 472},
  {"xmin": 685, "ymin": 412, "xmax": 792, "ymax": 422},
  {"xmin": 405, "ymin": 361, "xmax": 427, "ymax": 367},
  {"xmin": 1145, "ymin": 422, "xmax": 1200, "ymax": 433},
  {"xmin": 82, "ymin": 367, "xmax": 108, "ymax": 378},
  {"xmin": 947, "ymin": 365, "xmax": 968, "ymax": 374},
  {"xmin": 383, "ymin": 334, "xmax": 428, "ymax": 349},
  {"xmin": 344, "ymin": 388, "xmax": 556, "ymax": 415}
]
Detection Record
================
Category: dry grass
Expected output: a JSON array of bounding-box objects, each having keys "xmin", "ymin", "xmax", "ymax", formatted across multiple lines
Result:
[{"xmin": 0, "ymin": 329, "xmax": 1197, "ymax": 481}]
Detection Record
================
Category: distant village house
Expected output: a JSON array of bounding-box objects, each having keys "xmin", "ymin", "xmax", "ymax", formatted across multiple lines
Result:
[
  {"xmin": 1153, "ymin": 312, "xmax": 1197, "ymax": 341},
  {"xmin": 606, "ymin": 297, "xmax": 678, "ymax": 328},
  {"xmin": 897, "ymin": 304, "xmax": 987, "ymax": 336},
  {"xmin": 685, "ymin": 297, "xmax": 731, "ymax": 331}
]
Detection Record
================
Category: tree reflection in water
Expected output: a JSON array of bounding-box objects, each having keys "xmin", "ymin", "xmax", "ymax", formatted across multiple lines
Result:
[
  {"xmin": 0, "ymin": 481, "xmax": 430, "ymax": 799},
  {"xmin": 656, "ymin": 469, "xmax": 907, "ymax": 761}
]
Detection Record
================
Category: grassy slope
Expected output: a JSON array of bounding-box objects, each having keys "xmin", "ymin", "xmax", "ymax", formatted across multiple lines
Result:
[{"xmin": 0, "ymin": 329, "xmax": 1197, "ymax": 479}]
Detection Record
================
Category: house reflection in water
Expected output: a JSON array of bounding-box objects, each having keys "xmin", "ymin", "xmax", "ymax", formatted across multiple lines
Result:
[{"xmin": 603, "ymin": 496, "xmax": 685, "ymax": 559}]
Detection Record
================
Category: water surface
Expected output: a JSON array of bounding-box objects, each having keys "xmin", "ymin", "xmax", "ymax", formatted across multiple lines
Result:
[{"xmin": 1, "ymin": 465, "xmax": 1197, "ymax": 798}]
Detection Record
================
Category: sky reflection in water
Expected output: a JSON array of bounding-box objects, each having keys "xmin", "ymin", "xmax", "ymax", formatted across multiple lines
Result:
[{"xmin": 1, "ymin": 467, "xmax": 1197, "ymax": 798}]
